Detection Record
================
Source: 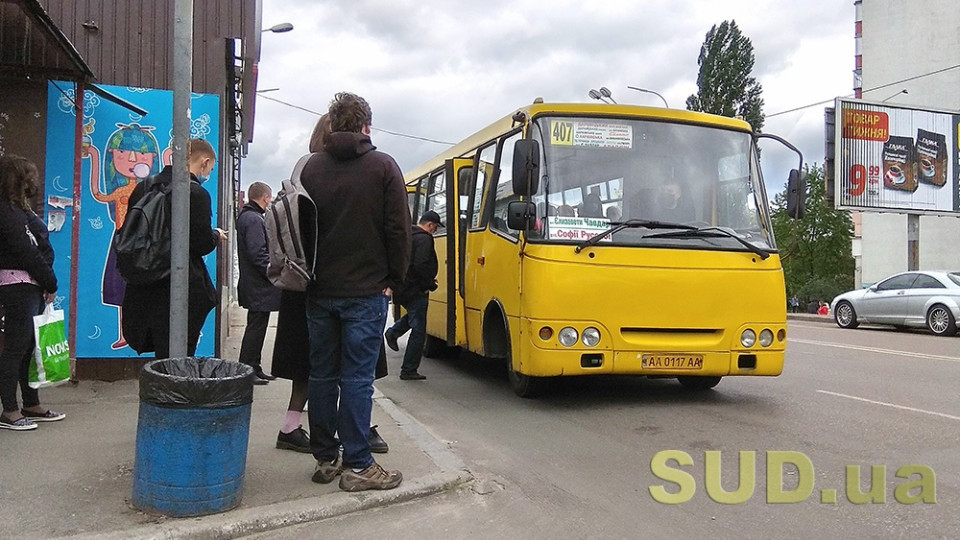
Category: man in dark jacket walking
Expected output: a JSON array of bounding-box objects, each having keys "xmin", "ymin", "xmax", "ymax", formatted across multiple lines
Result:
[
  {"xmin": 384, "ymin": 210, "xmax": 441, "ymax": 380},
  {"xmin": 121, "ymin": 138, "xmax": 225, "ymax": 358},
  {"xmin": 300, "ymin": 92, "xmax": 411, "ymax": 492},
  {"xmin": 236, "ymin": 181, "xmax": 282, "ymax": 385}
]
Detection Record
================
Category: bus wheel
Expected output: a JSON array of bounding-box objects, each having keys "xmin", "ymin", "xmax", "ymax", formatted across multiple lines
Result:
[
  {"xmin": 423, "ymin": 335, "xmax": 449, "ymax": 358},
  {"xmin": 677, "ymin": 376, "xmax": 721, "ymax": 391},
  {"xmin": 508, "ymin": 367, "xmax": 548, "ymax": 398}
]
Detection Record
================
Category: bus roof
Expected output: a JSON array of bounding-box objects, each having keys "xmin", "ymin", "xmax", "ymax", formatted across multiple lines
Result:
[{"xmin": 404, "ymin": 102, "xmax": 754, "ymax": 183}]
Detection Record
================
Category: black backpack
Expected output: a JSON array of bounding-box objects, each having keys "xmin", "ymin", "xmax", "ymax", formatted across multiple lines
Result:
[{"xmin": 113, "ymin": 177, "xmax": 172, "ymax": 285}]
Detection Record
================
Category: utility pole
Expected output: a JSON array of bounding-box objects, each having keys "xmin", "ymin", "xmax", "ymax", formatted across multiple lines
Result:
[{"xmin": 169, "ymin": 0, "xmax": 193, "ymax": 357}]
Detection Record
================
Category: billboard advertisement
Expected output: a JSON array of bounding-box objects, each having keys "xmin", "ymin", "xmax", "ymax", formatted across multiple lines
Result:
[
  {"xmin": 834, "ymin": 97, "xmax": 960, "ymax": 215},
  {"xmin": 44, "ymin": 81, "xmax": 220, "ymax": 358}
]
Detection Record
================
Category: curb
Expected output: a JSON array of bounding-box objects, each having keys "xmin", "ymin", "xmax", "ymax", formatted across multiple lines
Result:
[
  {"xmin": 68, "ymin": 392, "xmax": 473, "ymax": 540},
  {"xmin": 787, "ymin": 314, "xmax": 834, "ymax": 325}
]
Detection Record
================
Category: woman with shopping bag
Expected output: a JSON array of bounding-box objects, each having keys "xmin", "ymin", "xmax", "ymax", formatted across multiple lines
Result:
[{"xmin": 0, "ymin": 154, "xmax": 67, "ymax": 431}]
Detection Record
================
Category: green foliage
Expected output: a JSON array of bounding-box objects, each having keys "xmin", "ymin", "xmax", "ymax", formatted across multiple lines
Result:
[
  {"xmin": 686, "ymin": 20, "xmax": 765, "ymax": 132},
  {"xmin": 772, "ymin": 165, "xmax": 855, "ymax": 303}
]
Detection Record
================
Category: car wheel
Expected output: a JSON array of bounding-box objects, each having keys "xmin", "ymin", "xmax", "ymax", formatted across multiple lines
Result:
[
  {"xmin": 508, "ymin": 365, "xmax": 549, "ymax": 398},
  {"xmin": 926, "ymin": 305, "xmax": 958, "ymax": 336},
  {"xmin": 834, "ymin": 301, "xmax": 859, "ymax": 329},
  {"xmin": 677, "ymin": 376, "xmax": 721, "ymax": 390}
]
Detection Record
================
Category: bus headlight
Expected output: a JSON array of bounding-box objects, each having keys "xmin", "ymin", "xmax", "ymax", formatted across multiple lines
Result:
[
  {"xmin": 582, "ymin": 327, "xmax": 601, "ymax": 347},
  {"xmin": 558, "ymin": 327, "xmax": 579, "ymax": 347},
  {"xmin": 759, "ymin": 329, "xmax": 774, "ymax": 347},
  {"xmin": 740, "ymin": 329, "xmax": 756, "ymax": 348}
]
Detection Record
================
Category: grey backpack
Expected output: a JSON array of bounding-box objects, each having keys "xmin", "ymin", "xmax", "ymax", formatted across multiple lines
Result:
[{"xmin": 264, "ymin": 154, "xmax": 318, "ymax": 291}]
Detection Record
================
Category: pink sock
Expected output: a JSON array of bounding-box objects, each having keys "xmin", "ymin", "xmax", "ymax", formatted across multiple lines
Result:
[{"xmin": 281, "ymin": 410, "xmax": 302, "ymax": 434}]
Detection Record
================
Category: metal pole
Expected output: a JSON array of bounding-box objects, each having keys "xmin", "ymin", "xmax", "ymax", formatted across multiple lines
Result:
[
  {"xmin": 170, "ymin": 0, "xmax": 194, "ymax": 357},
  {"xmin": 626, "ymin": 86, "xmax": 669, "ymax": 108},
  {"xmin": 907, "ymin": 214, "xmax": 920, "ymax": 271}
]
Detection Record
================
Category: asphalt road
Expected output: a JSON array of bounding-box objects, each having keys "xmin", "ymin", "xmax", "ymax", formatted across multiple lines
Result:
[{"xmin": 260, "ymin": 320, "xmax": 960, "ymax": 539}]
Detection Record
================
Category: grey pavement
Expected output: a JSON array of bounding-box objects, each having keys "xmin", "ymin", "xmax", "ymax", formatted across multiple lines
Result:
[{"xmin": 0, "ymin": 304, "xmax": 471, "ymax": 540}]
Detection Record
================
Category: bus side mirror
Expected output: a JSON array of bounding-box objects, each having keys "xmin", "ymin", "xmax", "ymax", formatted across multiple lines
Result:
[
  {"xmin": 786, "ymin": 169, "xmax": 806, "ymax": 219},
  {"xmin": 512, "ymin": 139, "xmax": 540, "ymax": 195},
  {"xmin": 507, "ymin": 200, "xmax": 537, "ymax": 230}
]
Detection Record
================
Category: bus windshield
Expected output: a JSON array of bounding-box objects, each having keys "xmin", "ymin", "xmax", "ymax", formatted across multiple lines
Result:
[{"xmin": 528, "ymin": 116, "xmax": 775, "ymax": 251}]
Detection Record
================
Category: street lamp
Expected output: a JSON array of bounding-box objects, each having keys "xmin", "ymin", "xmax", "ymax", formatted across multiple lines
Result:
[
  {"xmin": 588, "ymin": 87, "xmax": 616, "ymax": 104},
  {"xmin": 262, "ymin": 22, "xmax": 294, "ymax": 33},
  {"xmin": 627, "ymin": 86, "xmax": 669, "ymax": 108}
]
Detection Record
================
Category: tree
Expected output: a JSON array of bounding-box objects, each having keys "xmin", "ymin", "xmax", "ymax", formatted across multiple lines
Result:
[
  {"xmin": 686, "ymin": 20, "xmax": 765, "ymax": 132},
  {"xmin": 772, "ymin": 165, "xmax": 855, "ymax": 304}
]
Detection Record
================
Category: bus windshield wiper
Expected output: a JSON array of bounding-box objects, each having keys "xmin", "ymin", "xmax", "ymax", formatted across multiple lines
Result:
[
  {"xmin": 574, "ymin": 219, "xmax": 697, "ymax": 253},
  {"xmin": 643, "ymin": 227, "xmax": 771, "ymax": 260}
]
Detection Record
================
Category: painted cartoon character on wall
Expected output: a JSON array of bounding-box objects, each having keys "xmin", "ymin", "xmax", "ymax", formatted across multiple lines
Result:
[{"xmin": 82, "ymin": 123, "xmax": 162, "ymax": 349}]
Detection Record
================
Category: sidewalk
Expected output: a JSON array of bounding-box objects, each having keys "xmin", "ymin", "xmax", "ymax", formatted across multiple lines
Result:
[
  {"xmin": 787, "ymin": 312, "xmax": 834, "ymax": 324},
  {"xmin": 0, "ymin": 304, "xmax": 471, "ymax": 540}
]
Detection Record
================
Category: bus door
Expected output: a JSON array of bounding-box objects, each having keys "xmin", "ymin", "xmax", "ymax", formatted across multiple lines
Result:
[
  {"xmin": 444, "ymin": 158, "xmax": 472, "ymax": 347},
  {"xmin": 462, "ymin": 131, "xmax": 524, "ymax": 359}
]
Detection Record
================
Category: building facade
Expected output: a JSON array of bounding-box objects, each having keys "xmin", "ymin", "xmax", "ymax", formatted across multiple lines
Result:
[{"xmin": 853, "ymin": 0, "xmax": 960, "ymax": 286}]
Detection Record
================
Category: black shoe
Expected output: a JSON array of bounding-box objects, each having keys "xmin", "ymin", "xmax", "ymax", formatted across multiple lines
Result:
[
  {"xmin": 277, "ymin": 426, "xmax": 312, "ymax": 453},
  {"xmin": 253, "ymin": 377, "xmax": 269, "ymax": 386},
  {"xmin": 369, "ymin": 425, "xmax": 389, "ymax": 454},
  {"xmin": 400, "ymin": 372, "xmax": 426, "ymax": 380},
  {"xmin": 384, "ymin": 330, "xmax": 399, "ymax": 352},
  {"xmin": 255, "ymin": 368, "xmax": 277, "ymax": 381}
]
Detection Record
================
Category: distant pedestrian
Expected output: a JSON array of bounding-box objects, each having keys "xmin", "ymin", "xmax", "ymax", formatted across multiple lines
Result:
[
  {"xmin": 300, "ymin": 93, "xmax": 410, "ymax": 491},
  {"xmin": 236, "ymin": 181, "xmax": 282, "ymax": 385},
  {"xmin": 384, "ymin": 210, "xmax": 441, "ymax": 380},
  {"xmin": 271, "ymin": 113, "xmax": 389, "ymax": 455},
  {"xmin": 0, "ymin": 154, "xmax": 66, "ymax": 431},
  {"xmin": 818, "ymin": 301, "xmax": 829, "ymax": 316},
  {"xmin": 122, "ymin": 138, "xmax": 226, "ymax": 358}
]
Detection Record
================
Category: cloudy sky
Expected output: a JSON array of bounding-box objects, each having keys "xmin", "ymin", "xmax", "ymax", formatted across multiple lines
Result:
[{"xmin": 242, "ymin": 0, "xmax": 855, "ymax": 197}]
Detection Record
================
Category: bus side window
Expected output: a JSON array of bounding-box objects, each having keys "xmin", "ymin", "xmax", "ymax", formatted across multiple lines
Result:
[
  {"xmin": 470, "ymin": 143, "xmax": 496, "ymax": 229},
  {"xmin": 490, "ymin": 131, "xmax": 523, "ymax": 237},
  {"xmin": 424, "ymin": 171, "xmax": 447, "ymax": 235},
  {"xmin": 408, "ymin": 177, "xmax": 423, "ymax": 223}
]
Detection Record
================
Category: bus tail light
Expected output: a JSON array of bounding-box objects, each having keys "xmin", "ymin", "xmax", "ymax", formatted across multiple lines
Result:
[
  {"xmin": 539, "ymin": 326, "xmax": 554, "ymax": 341},
  {"xmin": 582, "ymin": 327, "xmax": 601, "ymax": 347},
  {"xmin": 758, "ymin": 329, "xmax": 774, "ymax": 347},
  {"xmin": 740, "ymin": 329, "xmax": 756, "ymax": 348}
]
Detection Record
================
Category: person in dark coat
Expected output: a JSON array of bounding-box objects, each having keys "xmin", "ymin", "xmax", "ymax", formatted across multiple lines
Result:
[
  {"xmin": 121, "ymin": 139, "xmax": 225, "ymax": 358},
  {"xmin": 0, "ymin": 154, "xmax": 66, "ymax": 431},
  {"xmin": 384, "ymin": 210, "xmax": 441, "ymax": 380},
  {"xmin": 300, "ymin": 92, "xmax": 410, "ymax": 491},
  {"xmin": 236, "ymin": 181, "xmax": 282, "ymax": 384},
  {"xmin": 271, "ymin": 113, "xmax": 389, "ymax": 455}
]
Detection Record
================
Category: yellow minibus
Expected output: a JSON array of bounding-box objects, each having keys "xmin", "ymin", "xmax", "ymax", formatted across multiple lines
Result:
[{"xmin": 403, "ymin": 101, "xmax": 804, "ymax": 397}]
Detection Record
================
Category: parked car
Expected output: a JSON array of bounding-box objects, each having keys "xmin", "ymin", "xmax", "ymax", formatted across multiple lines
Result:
[{"xmin": 831, "ymin": 271, "xmax": 960, "ymax": 336}]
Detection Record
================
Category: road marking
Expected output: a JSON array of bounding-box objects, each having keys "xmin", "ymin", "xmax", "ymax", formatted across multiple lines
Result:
[
  {"xmin": 817, "ymin": 390, "xmax": 960, "ymax": 422},
  {"xmin": 789, "ymin": 338, "xmax": 960, "ymax": 363}
]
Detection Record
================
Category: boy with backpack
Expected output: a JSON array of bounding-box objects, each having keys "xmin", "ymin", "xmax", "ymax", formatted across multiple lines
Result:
[{"xmin": 119, "ymin": 138, "xmax": 226, "ymax": 358}]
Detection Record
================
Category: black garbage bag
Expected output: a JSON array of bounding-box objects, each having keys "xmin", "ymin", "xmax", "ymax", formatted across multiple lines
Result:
[{"xmin": 140, "ymin": 357, "xmax": 254, "ymax": 409}]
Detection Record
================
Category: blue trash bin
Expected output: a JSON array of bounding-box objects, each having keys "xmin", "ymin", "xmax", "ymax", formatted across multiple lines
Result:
[{"xmin": 132, "ymin": 357, "xmax": 254, "ymax": 517}]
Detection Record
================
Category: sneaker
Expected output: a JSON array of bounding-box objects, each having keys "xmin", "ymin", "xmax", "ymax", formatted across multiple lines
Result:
[
  {"xmin": 276, "ymin": 426, "xmax": 311, "ymax": 453},
  {"xmin": 311, "ymin": 456, "xmax": 343, "ymax": 484},
  {"xmin": 384, "ymin": 330, "xmax": 399, "ymax": 352},
  {"xmin": 400, "ymin": 372, "xmax": 426, "ymax": 380},
  {"xmin": 20, "ymin": 409, "xmax": 66, "ymax": 422},
  {"xmin": 339, "ymin": 463, "xmax": 402, "ymax": 492},
  {"xmin": 369, "ymin": 425, "xmax": 389, "ymax": 454},
  {"xmin": 0, "ymin": 415, "xmax": 38, "ymax": 431}
]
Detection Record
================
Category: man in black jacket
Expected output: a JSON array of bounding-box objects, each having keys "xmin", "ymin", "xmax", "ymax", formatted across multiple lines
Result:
[
  {"xmin": 384, "ymin": 210, "xmax": 441, "ymax": 380},
  {"xmin": 236, "ymin": 181, "xmax": 282, "ymax": 385},
  {"xmin": 300, "ymin": 92, "xmax": 410, "ymax": 492},
  {"xmin": 121, "ymin": 138, "xmax": 225, "ymax": 358}
]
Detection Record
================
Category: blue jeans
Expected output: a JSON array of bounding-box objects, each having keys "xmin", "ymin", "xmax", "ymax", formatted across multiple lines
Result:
[
  {"xmin": 388, "ymin": 294, "xmax": 428, "ymax": 375},
  {"xmin": 305, "ymin": 293, "xmax": 387, "ymax": 469}
]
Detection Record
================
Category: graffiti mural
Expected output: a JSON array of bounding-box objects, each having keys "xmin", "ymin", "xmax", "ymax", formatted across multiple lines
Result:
[{"xmin": 44, "ymin": 82, "xmax": 221, "ymax": 358}]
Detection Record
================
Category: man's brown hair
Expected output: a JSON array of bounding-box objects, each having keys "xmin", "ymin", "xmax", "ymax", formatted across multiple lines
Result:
[
  {"xmin": 0, "ymin": 154, "xmax": 39, "ymax": 210},
  {"xmin": 328, "ymin": 92, "xmax": 372, "ymax": 133},
  {"xmin": 188, "ymin": 138, "xmax": 216, "ymax": 161},
  {"xmin": 247, "ymin": 181, "xmax": 271, "ymax": 201}
]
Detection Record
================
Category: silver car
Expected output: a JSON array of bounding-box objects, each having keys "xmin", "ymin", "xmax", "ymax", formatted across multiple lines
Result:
[{"xmin": 831, "ymin": 271, "xmax": 960, "ymax": 336}]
